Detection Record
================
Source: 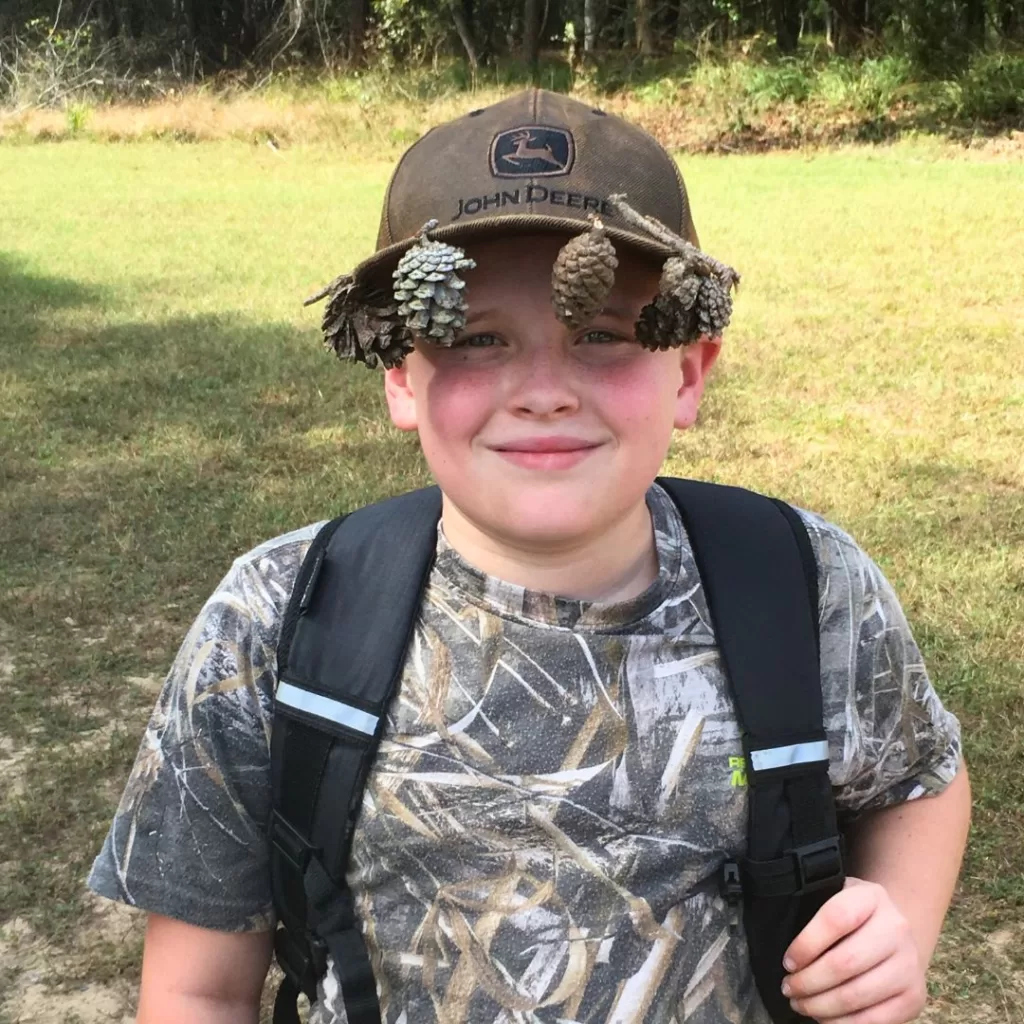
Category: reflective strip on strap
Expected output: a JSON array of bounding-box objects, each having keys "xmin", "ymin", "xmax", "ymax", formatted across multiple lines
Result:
[
  {"xmin": 750, "ymin": 740, "xmax": 830, "ymax": 773},
  {"xmin": 276, "ymin": 681, "xmax": 379, "ymax": 736}
]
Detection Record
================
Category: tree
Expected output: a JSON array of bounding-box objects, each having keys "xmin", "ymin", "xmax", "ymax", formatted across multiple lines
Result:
[
  {"xmin": 636, "ymin": 0, "xmax": 658, "ymax": 54},
  {"xmin": 523, "ymin": 0, "xmax": 540, "ymax": 66},
  {"xmin": 350, "ymin": 0, "xmax": 367, "ymax": 58},
  {"xmin": 774, "ymin": 0, "xmax": 803, "ymax": 51},
  {"xmin": 828, "ymin": 0, "xmax": 867, "ymax": 53},
  {"xmin": 450, "ymin": 0, "xmax": 479, "ymax": 67},
  {"xmin": 583, "ymin": 0, "xmax": 597, "ymax": 52}
]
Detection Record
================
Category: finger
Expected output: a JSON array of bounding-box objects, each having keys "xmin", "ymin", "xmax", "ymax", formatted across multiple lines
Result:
[
  {"xmin": 784, "ymin": 920, "xmax": 898, "ymax": 998},
  {"xmin": 788, "ymin": 957, "xmax": 920, "ymax": 1022},
  {"xmin": 784, "ymin": 880, "xmax": 880, "ymax": 972},
  {"xmin": 802, "ymin": 986, "xmax": 927, "ymax": 1024}
]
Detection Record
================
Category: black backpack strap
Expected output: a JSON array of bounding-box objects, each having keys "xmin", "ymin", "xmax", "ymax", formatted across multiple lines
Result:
[
  {"xmin": 657, "ymin": 478, "xmax": 844, "ymax": 1024},
  {"xmin": 270, "ymin": 487, "xmax": 443, "ymax": 1024}
]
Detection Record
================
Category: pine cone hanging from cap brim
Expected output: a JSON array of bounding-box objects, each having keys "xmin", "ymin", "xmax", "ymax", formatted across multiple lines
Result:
[
  {"xmin": 636, "ymin": 255, "xmax": 734, "ymax": 350},
  {"xmin": 317, "ymin": 274, "xmax": 413, "ymax": 369},
  {"xmin": 636, "ymin": 294, "xmax": 698, "ymax": 349},
  {"xmin": 552, "ymin": 219, "xmax": 619, "ymax": 328},
  {"xmin": 695, "ymin": 275, "xmax": 733, "ymax": 337},
  {"xmin": 393, "ymin": 222, "xmax": 476, "ymax": 347},
  {"xmin": 635, "ymin": 257, "xmax": 702, "ymax": 349}
]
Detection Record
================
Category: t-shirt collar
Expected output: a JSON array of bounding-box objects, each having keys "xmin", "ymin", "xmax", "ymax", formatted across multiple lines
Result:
[{"xmin": 432, "ymin": 484, "xmax": 684, "ymax": 631}]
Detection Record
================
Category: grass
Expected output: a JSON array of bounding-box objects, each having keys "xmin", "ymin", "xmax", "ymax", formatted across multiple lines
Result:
[
  {"xmin": 0, "ymin": 139, "xmax": 1022, "ymax": 1022},
  {"xmin": 1, "ymin": 48, "xmax": 1022, "ymax": 151}
]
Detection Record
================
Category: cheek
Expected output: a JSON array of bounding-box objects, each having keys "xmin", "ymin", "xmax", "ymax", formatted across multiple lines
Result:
[
  {"xmin": 416, "ymin": 365, "xmax": 498, "ymax": 454},
  {"xmin": 591, "ymin": 358, "xmax": 679, "ymax": 434}
]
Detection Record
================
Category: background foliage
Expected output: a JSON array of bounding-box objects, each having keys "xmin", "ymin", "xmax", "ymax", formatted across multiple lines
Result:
[{"xmin": 0, "ymin": 0, "xmax": 1022, "ymax": 119}]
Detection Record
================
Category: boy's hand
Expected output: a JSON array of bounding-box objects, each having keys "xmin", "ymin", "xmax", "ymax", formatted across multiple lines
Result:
[{"xmin": 781, "ymin": 877, "xmax": 927, "ymax": 1024}]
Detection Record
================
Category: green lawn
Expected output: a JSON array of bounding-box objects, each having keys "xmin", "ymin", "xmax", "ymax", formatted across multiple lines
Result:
[{"xmin": 1, "ymin": 140, "xmax": 1022, "ymax": 1022}]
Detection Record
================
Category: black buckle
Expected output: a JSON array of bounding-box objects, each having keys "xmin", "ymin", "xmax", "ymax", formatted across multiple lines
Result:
[
  {"xmin": 274, "ymin": 924, "xmax": 328, "ymax": 996},
  {"xmin": 791, "ymin": 837, "xmax": 844, "ymax": 894},
  {"xmin": 720, "ymin": 860, "xmax": 743, "ymax": 904},
  {"xmin": 271, "ymin": 811, "xmax": 319, "ymax": 873}
]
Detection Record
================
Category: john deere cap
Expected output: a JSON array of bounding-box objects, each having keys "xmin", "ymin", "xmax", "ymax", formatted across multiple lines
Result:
[
  {"xmin": 311, "ymin": 88, "xmax": 738, "ymax": 369},
  {"xmin": 352, "ymin": 88, "xmax": 699, "ymax": 285}
]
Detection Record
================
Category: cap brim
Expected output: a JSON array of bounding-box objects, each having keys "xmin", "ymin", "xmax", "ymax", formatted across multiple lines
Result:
[{"xmin": 351, "ymin": 213, "xmax": 677, "ymax": 289}]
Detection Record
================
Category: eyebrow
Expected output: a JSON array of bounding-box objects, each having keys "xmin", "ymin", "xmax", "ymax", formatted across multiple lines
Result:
[
  {"xmin": 593, "ymin": 304, "xmax": 635, "ymax": 322},
  {"xmin": 464, "ymin": 304, "xmax": 637, "ymax": 325}
]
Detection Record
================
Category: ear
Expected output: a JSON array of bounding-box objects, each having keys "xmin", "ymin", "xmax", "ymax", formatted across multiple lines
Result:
[
  {"xmin": 384, "ymin": 360, "xmax": 419, "ymax": 432},
  {"xmin": 674, "ymin": 336, "xmax": 722, "ymax": 430}
]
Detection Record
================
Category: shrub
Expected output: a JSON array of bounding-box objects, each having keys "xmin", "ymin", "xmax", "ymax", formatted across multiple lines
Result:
[
  {"xmin": 813, "ymin": 54, "xmax": 912, "ymax": 116},
  {"xmin": 954, "ymin": 52, "xmax": 1024, "ymax": 122},
  {"xmin": 65, "ymin": 101, "xmax": 91, "ymax": 134},
  {"xmin": 742, "ymin": 58, "xmax": 812, "ymax": 105}
]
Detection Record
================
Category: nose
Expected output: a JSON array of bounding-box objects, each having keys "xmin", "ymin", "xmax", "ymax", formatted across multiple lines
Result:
[{"xmin": 507, "ymin": 347, "xmax": 581, "ymax": 418}]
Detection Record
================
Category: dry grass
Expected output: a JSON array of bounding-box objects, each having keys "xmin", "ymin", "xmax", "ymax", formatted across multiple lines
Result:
[{"xmin": 3, "ymin": 86, "xmax": 1022, "ymax": 156}]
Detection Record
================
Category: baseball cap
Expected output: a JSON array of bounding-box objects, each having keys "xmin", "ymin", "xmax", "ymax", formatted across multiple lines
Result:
[{"xmin": 351, "ymin": 88, "xmax": 700, "ymax": 286}]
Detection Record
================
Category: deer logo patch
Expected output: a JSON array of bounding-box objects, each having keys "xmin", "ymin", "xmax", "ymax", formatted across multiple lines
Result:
[{"xmin": 490, "ymin": 126, "xmax": 575, "ymax": 178}]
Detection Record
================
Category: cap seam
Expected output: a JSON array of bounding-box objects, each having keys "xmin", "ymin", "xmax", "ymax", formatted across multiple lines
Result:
[
  {"xmin": 383, "ymin": 122, "xmax": 446, "ymax": 246},
  {"xmin": 528, "ymin": 87, "xmax": 539, "ymax": 215}
]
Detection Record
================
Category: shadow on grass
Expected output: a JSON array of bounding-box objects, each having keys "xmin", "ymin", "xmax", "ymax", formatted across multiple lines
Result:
[{"xmin": 0, "ymin": 250, "xmax": 106, "ymax": 336}]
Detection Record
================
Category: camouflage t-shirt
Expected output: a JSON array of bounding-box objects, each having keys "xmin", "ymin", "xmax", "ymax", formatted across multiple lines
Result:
[{"xmin": 88, "ymin": 484, "xmax": 961, "ymax": 1023}]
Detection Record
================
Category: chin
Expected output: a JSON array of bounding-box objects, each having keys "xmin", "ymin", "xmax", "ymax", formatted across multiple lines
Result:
[{"xmin": 464, "ymin": 476, "xmax": 644, "ymax": 548}]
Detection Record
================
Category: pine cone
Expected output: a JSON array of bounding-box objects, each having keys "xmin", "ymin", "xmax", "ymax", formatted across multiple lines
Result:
[
  {"xmin": 695, "ymin": 275, "xmax": 733, "ymax": 337},
  {"xmin": 635, "ymin": 294, "xmax": 699, "ymax": 349},
  {"xmin": 660, "ymin": 257, "xmax": 701, "ymax": 311},
  {"xmin": 393, "ymin": 222, "xmax": 476, "ymax": 346},
  {"xmin": 318, "ymin": 274, "xmax": 413, "ymax": 368},
  {"xmin": 551, "ymin": 220, "xmax": 619, "ymax": 328},
  {"xmin": 636, "ymin": 258, "xmax": 734, "ymax": 349}
]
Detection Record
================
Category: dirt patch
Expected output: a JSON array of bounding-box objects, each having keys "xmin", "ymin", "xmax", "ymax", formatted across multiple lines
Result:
[
  {"xmin": 0, "ymin": 916, "xmax": 135, "ymax": 1023},
  {"xmin": 986, "ymin": 927, "xmax": 1015, "ymax": 956},
  {"xmin": 125, "ymin": 674, "xmax": 163, "ymax": 698},
  {"xmin": 0, "ymin": 736, "xmax": 29, "ymax": 799},
  {"xmin": 82, "ymin": 891, "xmax": 146, "ymax": 948},
  {"xmin": 9, "ymin": 981, "xmax": 130, "ymax": 1023}
]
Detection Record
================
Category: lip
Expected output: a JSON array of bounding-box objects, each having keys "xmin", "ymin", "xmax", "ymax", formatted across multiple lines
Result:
[
  {"xmin": 490, "ymin": 436, "xmax": 603, "ymax": 470},
  {"xmin": 492, "ymin": 436, "xmax": 602, "ymax": 453}
]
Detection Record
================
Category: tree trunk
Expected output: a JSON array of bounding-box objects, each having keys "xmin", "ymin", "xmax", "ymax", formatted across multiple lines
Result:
[
  {"xmin": 774, "ymin": 0, "xmax": 802, "ymax": 51},
  {"xmin": 523, "ymin": 0, "xmax": 540, "ymax": 67},
  {"xmin": 964, "ymin": 0, "xmax": 985, "ymax": 42},
  {"xmin": 636, "ymin": 0, "xmax": 658, "ymax": 54},
  {"xmin": 97, "ymin": 0, "xmax": 120, "ymax": 40},
  {"xmin": 828, "ymin": 0, "xmax": 865, "ymax": 53},
  {"xmin": 451, "ymin": 2, "xmax": 479, "ymax": 67},
  {"xmin": 584, "ymin": 0, "xmax": 597, "ymax": 52},
  {"xmin": 1001, "ymin": 0, "xmax": 1019, "ymax": 38},
  {"xmin": 349, "ymin": 0, "xmax": 367, "ymax": 58}
]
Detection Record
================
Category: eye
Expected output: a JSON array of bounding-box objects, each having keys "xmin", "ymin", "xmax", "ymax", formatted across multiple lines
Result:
[
  {"xmin": 452, "ymin": 333, "xmax": 503, "ymax": 348},
  {"xmin": 579, "ymin": 329, "xmax": 627, "ymax": 345}
]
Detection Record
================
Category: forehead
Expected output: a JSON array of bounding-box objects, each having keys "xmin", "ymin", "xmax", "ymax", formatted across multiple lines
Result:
[{"xmin": 462, "ymin": 233, "xmax": 663, "ymax": 305}]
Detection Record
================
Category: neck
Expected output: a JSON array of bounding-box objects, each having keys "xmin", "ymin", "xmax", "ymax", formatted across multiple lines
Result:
[{"xmin": 440, "ymin": 496, "xmax": 659, "ymax": 603}]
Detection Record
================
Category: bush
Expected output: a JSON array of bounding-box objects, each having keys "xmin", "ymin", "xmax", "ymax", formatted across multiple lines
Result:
[
  {"xmin": 746, "ymin": 58, "xmax": 813, "ymax": 105},
  {"xmin": 954, "ymin": 52, "xmax": 1024, "ymax": 122},
  {"xmin": 816, "ymin": 55, "xmax": 913, "ymax": 116}
]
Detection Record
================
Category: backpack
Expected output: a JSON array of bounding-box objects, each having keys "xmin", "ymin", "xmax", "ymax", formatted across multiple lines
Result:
[{"xmin": 268, "ymin": 478, "xmax": 846, "ymax": 1024}]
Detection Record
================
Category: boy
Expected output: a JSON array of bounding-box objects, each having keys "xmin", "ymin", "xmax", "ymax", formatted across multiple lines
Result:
[{"xmin": 88, "ymin": 90, "xmax": 970, "ymax": 1024}]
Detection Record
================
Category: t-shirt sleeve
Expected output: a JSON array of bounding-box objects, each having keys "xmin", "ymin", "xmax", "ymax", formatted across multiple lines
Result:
[
  {"xmin": 86, "ymin": 532, "xmax": 314, "ymax": 931},
  {"xmin": 803, "ymin": 512, "xmax": 963, "ymax": 817}
]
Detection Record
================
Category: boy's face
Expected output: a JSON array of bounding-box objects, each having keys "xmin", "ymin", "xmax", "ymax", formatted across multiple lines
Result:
[{"xmin": 384, "ymin": 233, "xmax": 720, "ymax": 550}]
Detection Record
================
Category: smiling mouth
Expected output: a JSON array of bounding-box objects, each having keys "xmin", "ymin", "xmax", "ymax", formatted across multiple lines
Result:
[{"xmin": 490, "ymin": 438, "xmax": 603, "ymax": 469}]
